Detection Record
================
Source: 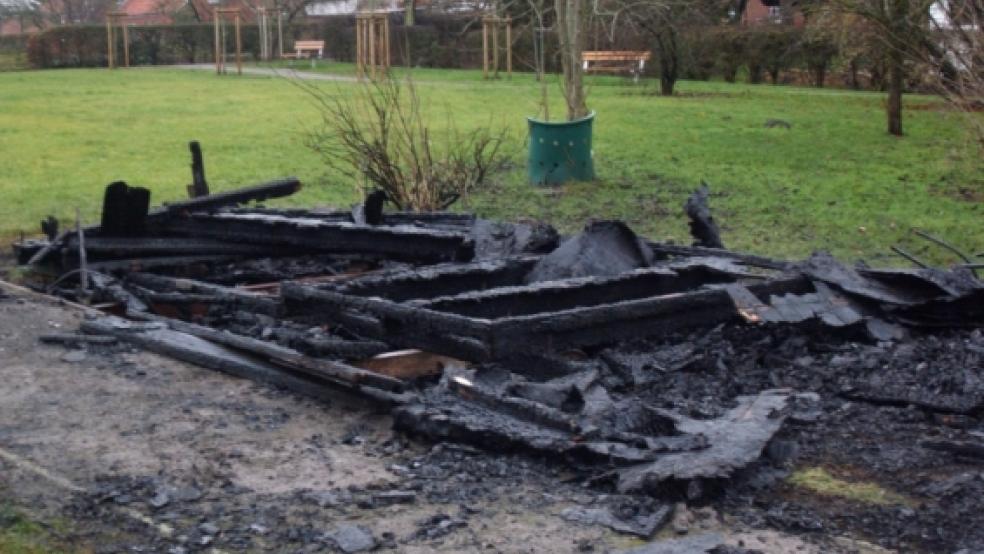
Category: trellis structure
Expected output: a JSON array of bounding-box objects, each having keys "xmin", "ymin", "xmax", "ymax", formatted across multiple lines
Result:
[
  {"xmin": 105, "ymin": 11, "xmax": 129, "ymax": 69},
  {"xmin": 482, "ymin": 15, "xmax": 512, "ymax": 79},
  {"xmin": 356, "ymin": 12, "xmax": 390, "ymax": 81},
  {"xmin": 214, "ymin": 8, "xmax": 243, "ymax": 75}
]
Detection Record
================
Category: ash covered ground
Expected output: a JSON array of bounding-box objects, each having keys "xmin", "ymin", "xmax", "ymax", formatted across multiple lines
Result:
[{"xmin": 2, "ymin": 286, "xmax": 983, "ymax": 553}]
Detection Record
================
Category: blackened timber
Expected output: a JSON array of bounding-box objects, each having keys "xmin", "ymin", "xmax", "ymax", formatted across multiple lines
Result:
[
  {"xmin": 684, "ymin": 185, "xmax": 724, "ymax": 249},
  {"xmin": 161, "ymin": 177, "xmax": 302, "ymax": 215},
  {"xmin": 126, "ymin": 272, "xmax": 279, "ymax": 316},
  {"xmin": 101, "ymin": 181, "xmax": 151, "ymax": 236},
  {"xmin": 83, "ymin": 255, "xmax": 245, "ymax": 275},
  {"xmin": 282, "ymin": 282, "xmax": 493, "ymax": 361},
  {"xmin": 80, "ymin": 316, "xmax": 407, "ymax": 405},
  {"xmin": 158, "ymin": 213, "xmax": 475, "ymax": 263},
  {"xmin": 187, "ymin": 141, "xmax": 210, "ymax": 198},
  {"xmin": 920, "ymin": 439, "xmax": 984, "ymax": 460},
  {"xmin": 417, "ymin": 265, "xmax": 742, "ymax": 319},
  {"xmin": 125, "ymin": 311, "xmax": 407, "ymax": 393},
  {"xmin": 330, "ymin": 258, "xmax": 539, "ymax": 302},
  {"xmin": 227, "ymin": 207, "xmax": 477, "ymax": 229},
  {"xmin": 646, "ymin": 242, "xmax": 790, "ymax": 271},
  {"xmin": 40, "ymin": 333, "xmax": 117, "ymax": 345},
  {"xmin": 283, "ymin": 276, "xmax": 812, "ymax": 362},
  {"xmin": 63, "ymin": 236, "xmax": 289, "ymax": 259}
]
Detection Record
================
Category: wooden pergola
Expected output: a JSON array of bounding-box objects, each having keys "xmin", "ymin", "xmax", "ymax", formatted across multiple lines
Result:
[
  {"xmin": 356, "ymin": 11, "xmax": 390, "ymax": 81},
  {"xmin": 105, "ymin": 11, "xmax": 129, "ymax": 69},
  {"xmin": 214, "ymin": 7, "xmax": 243, "ymax": 75},
  {"xmin": 482, "ymin": 15, "xmax": 512, "ymax": 79}
]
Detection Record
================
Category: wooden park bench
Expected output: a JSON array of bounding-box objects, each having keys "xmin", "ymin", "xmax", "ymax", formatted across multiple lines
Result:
[
  {"xmin": 283, "ymin": 40, "xmax": 325, "ymax": 61},
  {"xmin": 582, "ymin": 51, "xmax": 651, "ymax": 82}
]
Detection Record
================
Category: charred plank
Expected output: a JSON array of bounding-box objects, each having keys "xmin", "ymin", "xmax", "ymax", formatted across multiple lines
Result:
[
  {"xmin": 161, "ymin": 177, "xmax": 301, "ymax": 215},
  {"xmin": 156, "ymin": 212, "xmax": 475, "ymax": 264}
]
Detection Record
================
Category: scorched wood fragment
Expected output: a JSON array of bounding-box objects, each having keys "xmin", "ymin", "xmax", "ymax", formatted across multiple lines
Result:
[
  {"xmin": 62, "ymin": 236, "xmax": 288, "ymax": 259},
  {"xmin": 126, "ymin": 272, "xmax": 279, "ymax": 316},
  {"xmin": 83, "ymin": 315, "xmax": 411, "ymax": 404},
  {"xmin": 160, "ymin": 177, "xmax": 302, "ymax": 215},
  {"xmin": 155, "ymin": 213, "xmax": 475, "ymax": 264},
  {"xmin": 613, "ymin": 389, "xmax": 793, "ymax": 494}
]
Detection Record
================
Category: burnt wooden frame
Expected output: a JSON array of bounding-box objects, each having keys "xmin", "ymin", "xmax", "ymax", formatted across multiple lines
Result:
[{"xmin": 282, "ymin": 259, "xmax": 811, "ymax": 362}]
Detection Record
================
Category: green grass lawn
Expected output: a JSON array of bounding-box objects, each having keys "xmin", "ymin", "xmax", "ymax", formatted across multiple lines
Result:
[{"xmin": 0, "ymin": 65, "xmax": 980, "ymax": 265}]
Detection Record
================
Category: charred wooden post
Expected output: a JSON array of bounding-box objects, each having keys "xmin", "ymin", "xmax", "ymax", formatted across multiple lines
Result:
[
  {"xmin": 101, "ymin": 181, "xmax": 151, "ymax": 237},
  {"xmin": 187, "ymin": 141, "xmax": 210, "ymax": 198},
  {"xmin": 160, "ymin": 177, "xmax": 302, "ymax": 215},
  {"xmin": 684, "ymin": 184, "xmax": 724, "ymax": 249}
]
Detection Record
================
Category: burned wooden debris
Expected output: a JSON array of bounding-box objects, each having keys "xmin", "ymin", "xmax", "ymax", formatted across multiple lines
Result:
[{"xmin": 14, "ymin": 150, "xmax": 984, "ymax": 543}]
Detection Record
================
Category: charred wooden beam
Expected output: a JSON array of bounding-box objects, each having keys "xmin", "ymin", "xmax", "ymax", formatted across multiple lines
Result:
[
  {"xmin": 81, "ymin": 315, "xmax": 408, "ymax": 405},
  {"xmin": 283, "ymin": 282, "xmax": 493, "ymax": 361},
  {"xmin": 63, "ymin": 236, "xmax": 288, "ymax": 259},
  {"xmin": 156, "ymin": 213, "xmax": 475, "ymax": 264},
  {"xmin": 227, "ymin": 207, "xmax": 477, "ymax": 229},
  {"xmin": 330, "ymin": 258, "xmax": 539, "ymax": 302},
  {"xmin": 40, "ymin": 333, "xmax": 117, "ymax": 345},
  {"xmin": 921, "ymin": 439, "xmax": 984, "ymax": 460},
  {"xmin": 417, "ymin": 262, "xmax": 748, "ymax": 320},
  {"xmin": 125, "ymin": 311, "xmax": 407, "ymax": 393},
  {"xmin": 81, "ymin": 255, "xmax": 245, "ymax": 275},
  {"xmin": 160, "ymin": 177, "xmax": 302, "ymax": 215},
  {"xmin": 646, "ymin": 242, "xmax": 790, "ymax": 271},
  {"xmin": 126, "ymin": 272, "xmax": 279, "ymax": 316},
  {"xmin": 284, "ymin": 275, "xmax": 812, "ymax": 362}
]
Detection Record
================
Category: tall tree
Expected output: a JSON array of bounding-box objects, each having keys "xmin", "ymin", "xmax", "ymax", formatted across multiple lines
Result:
[
  {"xmin": 834, "ymin": 0, "xmax": 935, "ymax": 135},
  {"xmin": 619, "ymin": 0, "xmax": 725, "ymax": 96}
]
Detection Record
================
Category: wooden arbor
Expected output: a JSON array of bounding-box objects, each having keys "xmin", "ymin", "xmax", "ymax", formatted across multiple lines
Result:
[
  {"xmin": 356, "ymin": 12, "xmax": 390, "ymax": 81},
  {"xmin": 105, "ymin": 11, "xmax": 129, "ymax": 69},
  {"xmin": 482, "ymin": 15, "xmax": 512, "ymax": 79},
  {"xmin": 214, "ymin": 8, "xmax": 243, "ymax": 75}
]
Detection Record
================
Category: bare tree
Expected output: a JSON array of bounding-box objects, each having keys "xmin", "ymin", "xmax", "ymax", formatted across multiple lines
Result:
[
  {"xmin": 33, "ymin": 0, "xmax": 115, "ymax": 24},
  {"xmin": 556, "ymin": 0, "xmax": 589, "ymax": 119},
  {"xmin": 834, "ymin": 0, "xmax": 936, "ymax": 135},
  {"xmin": 618, "ymin": 0, "xmax": 723, "ymax": 95},
  {"xmin": 927, "ymin": 0, "xmax": 984, "ymax": 149}
]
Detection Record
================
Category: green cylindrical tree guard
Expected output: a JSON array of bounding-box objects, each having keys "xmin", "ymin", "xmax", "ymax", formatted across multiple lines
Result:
[{"xmin": 527, "ymin": 112, "xmax": 595, "ymax": 185}]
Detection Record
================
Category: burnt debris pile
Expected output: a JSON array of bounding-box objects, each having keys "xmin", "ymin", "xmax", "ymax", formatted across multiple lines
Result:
[{"xmin": 13, "ymin": 150, "xmax": 984, "ymax": 546}]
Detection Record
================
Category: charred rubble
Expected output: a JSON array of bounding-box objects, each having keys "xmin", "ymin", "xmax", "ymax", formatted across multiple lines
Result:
[{"xmin": 12, "ymin": 145, "xmax": 984, "ymax": 549}]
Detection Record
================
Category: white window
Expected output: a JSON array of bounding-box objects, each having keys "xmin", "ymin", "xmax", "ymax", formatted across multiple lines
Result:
[{"xmin": 768, "ymin": 5, "xmax": 781, "ymax": 23}]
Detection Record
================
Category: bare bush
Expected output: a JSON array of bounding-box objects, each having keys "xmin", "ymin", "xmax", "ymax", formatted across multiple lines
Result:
[
  {"xmin": 300, "ymin": 77, "xmax": 509, "ymax": 212},
  {"xmin": 928, "ymin": 0, "xmax": 984, "ymax": 150}
]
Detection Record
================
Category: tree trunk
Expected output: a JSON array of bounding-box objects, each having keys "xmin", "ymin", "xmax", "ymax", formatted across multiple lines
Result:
[
  {"xmin": 555, "ymin": 0, "xmax": 588, "ymax": 120},
  {"xmin": 749, "ymin": 63, "xmax": 763, "ymax": 84},
  {"xmin": 813, "ymin": 65, "xmax": 826, "ymax": 88},
  {"xmin": 849, "ymin": 58, "xmax": 860, "ymax": 90},
  {"xmin": 661, "ymin": 75, "xmax": 675, "ymax": 95},
  {"xmin": 887, "ymin": 48, "xmax": 904, "ymax": 136},
  {"xmin": 656, "ymin": 26, "xmax": 678, "ymax": 96}
]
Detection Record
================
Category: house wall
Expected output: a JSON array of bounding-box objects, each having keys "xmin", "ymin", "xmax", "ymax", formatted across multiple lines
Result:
[{"xmin": 742, "ymin": 0, "xmax": 804, "ymax": 27}]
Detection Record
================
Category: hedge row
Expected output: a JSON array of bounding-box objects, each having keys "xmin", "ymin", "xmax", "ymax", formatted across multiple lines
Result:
[
  {"xmin": 20, "ymin": 16, "xmax": 880, "ymax": 90},
  {"xmin": 23, "ymin": 14, "xmax": 576, "ymax": 71}
]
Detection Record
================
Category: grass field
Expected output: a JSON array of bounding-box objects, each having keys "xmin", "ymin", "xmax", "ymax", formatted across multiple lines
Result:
[{"xmin": 0, "ymin": 65, "xmax": 980, "ymax": 264}]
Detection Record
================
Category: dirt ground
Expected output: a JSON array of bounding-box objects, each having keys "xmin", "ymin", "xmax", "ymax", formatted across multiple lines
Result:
[{"xmin": 0, "ymin": 283, "xmax": 946, "ymax": 553}]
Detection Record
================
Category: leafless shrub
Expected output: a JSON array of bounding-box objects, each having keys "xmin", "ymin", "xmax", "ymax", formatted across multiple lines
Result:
[
  {"xmin": 928, "ymin": 0, "xmax": 984, "ymax": 150},
  {"xmin": 300, "ymin": 77, "xmax": 509, "ymax": 212}
]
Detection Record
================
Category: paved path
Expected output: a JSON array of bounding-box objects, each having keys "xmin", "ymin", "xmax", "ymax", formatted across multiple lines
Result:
[{"xmin": 169, "ymin": 63, "xmax": 358, "ymax": 82}]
